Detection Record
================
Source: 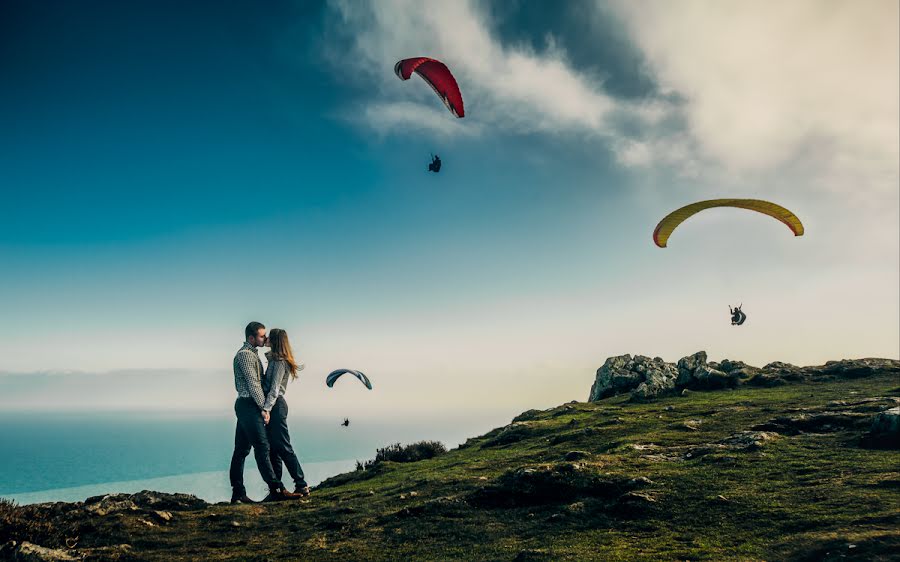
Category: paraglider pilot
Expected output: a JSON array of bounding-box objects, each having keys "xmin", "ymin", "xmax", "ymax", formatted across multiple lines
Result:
[
  {"xmin": 730, "ymin": 304, "xmax": 746, "ymax": 326},
  {"xmin": 428, "ymin": 154, "xmax": 442, "ymax": 173},
  {"xmin": 341, "ymin": 418, "xmax": 350, "ymax": 427}
]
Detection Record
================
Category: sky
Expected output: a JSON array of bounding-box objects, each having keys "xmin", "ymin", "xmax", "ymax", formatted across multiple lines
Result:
[{"xmin": 1, "ymin": 0, "xmax": 897, "ymax": 417}]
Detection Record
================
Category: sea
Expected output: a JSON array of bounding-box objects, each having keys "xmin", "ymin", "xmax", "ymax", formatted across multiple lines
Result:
[{"xmin": 0, "ymin": 411, "xmax": 508, "ymax": 505}]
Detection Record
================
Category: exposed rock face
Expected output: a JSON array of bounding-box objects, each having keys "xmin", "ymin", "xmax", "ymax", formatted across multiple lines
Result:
[
  {"xmin": 84, "ymin": 497, "xmax": 139, "ymax": 517},
  {"xmin": 589, "ymin": 353, "xmax": 900, "ymax": 402},
  {"xmin": 588, "ymin": 355, "xmax": 677, "ymax": 401},
  {"xmin": 752, "ymin": 412, "xmax": 870, "ymax": 435},
  {"xmin": 1, "ymin": 541, "xmax": 80, "ymax": 562},
  {"xmin": 468, "ymin": 464, "xmax": 634, "ymax": 508},
  {"xmin": 871, "ymin": 407, "xmax": 900, "ymax": 435},
  {"xmin": 865, "ymin": 407, "xmax": 900, "ymax": 448}
]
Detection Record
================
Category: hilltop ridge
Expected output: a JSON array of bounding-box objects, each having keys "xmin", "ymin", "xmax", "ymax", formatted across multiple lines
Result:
[{"xmin": 2, "ymin": 356, "xmax": 898, "ymax": 561}]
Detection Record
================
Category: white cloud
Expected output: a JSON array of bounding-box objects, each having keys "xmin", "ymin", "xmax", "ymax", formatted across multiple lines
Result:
[
  {"xmin": 607, "ymin": 0, "xmax": 900, "ymax": 195},
  {"xmin": 358, "ymin": 101, "xmax": 482, "ymax": 138},
  {"xmin": 325, "ymin": 0, "xmax": 643, "ymax": 139}
]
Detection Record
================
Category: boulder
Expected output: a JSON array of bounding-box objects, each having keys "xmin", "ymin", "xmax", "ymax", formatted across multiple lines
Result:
[
  {"xmin": 564, "ymin": 451, "xmax": 589, "ymax": 461},
  {"xmin": 84, "ymin": 497, "xmax": 139, "ymax": 517},
  {"xmin": 5, "ymin": 541, "xmax": 79, "ymax": 562},
  {"xmin": 589, "ymin": 355, "xmax": 638, "ymax": 400},
  {"xmin": 589, "ymin": 354, "xmax": 677, "ymax": 401},
  {"xmin": 822, "ymin": 358, "xmax": 900, "ymax": 379},
  {"xmin": 752, "ymin": 412, "xmax": 870, "ymax": 435},
  {"xmin": 468, "ymin": 464, "xmax": 632, "ymax": 508},
  {"xmin": 871, "ymin": 407, "xmax": 900, "ymax": 434},
  {"xmin": 513, "ymin": 549, "xmax": 552, "ymax": 561},
  {"xmin": 83, "ymin": 491, "xmax": 206, "ymax": 514},
  {"xmin": 674, "ymin": 352, "xmax": 736, "ymax": 389},
  {"xmin": 129, "ymin": 491, "xmax": 207, "ymax": 511},
  {"xmin": 512, "ymin": 409, "xmax": 542, "ymax": 422},
  {"xmin": 676, "ymin": 351, "xmax": 708, "ymax": 386},
  {"xmin": 721, "ymin": 431, "xmax": 779, "ymax": 450},
  {"xmin": 864, "ymin": 407, "xmax": 900, "ymax": 449}
]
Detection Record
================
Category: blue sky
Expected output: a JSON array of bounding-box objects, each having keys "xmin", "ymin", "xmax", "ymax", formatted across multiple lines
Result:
[{"xmin": 1, "ymin": 0, "xmax": 897, "ymax": 416}]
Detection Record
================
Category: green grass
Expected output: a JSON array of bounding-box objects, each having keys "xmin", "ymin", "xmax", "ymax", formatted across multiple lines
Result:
[{"xmin": 23, "ymin": 372, "xmax": 900, "ymax": 561}]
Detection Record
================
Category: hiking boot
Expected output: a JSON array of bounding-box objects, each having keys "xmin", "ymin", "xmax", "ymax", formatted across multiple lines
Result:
[
  {"xmin": 230, "ymin": 494, "xmax": 256, "ymax": 504},
  {"xmin": 294, "ymin": 485, "xmax": 311, "ymax": 497},
  {"xmin": 262, "ymin": 488, "xmax": 301, "ymax": 502}
]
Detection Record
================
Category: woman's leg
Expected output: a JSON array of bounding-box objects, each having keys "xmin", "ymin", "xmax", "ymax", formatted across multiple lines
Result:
[
  {"xmin": 268, "ymin": 397, "xmax": 308, "ymax": 489},
  {"xmin": 266, "ymin": 421, "xmax": 284, "ymax": 483}
]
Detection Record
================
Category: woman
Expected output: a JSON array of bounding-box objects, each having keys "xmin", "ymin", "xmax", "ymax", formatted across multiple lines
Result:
[{"xmin": 263, "ymin": 329, "xmax": 310, "ymax": 496}]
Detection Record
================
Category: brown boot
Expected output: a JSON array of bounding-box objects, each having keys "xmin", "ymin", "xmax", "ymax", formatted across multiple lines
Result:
[{"xmin": 262, "ymin": 488, "xmax": 300, "ymax": 502}]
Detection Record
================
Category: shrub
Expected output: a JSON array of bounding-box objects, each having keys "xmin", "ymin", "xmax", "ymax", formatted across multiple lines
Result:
[
  {"xmin": 357, "ymin": 440, "xmax": 447, "ymax": 471},
  {"xmin": 0, "ymin": 497, "xmax": 62, "ymax": 546}
]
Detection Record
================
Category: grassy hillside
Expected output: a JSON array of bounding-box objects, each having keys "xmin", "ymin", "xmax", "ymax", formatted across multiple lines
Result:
[{"xmin": 2, "ymin": 365, "xmax": 898, "ymax": 561}]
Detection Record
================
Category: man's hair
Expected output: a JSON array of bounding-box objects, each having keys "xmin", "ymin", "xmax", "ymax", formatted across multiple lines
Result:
[{"xmin": 245, "ymin": 321, "xmax": 265, "ymax": 340}]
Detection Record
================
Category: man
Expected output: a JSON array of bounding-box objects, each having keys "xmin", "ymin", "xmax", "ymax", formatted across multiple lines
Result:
[
  {"xmin": 730, "ymin": 305, "xmax": 747, "ymax": 326},
  {"xmin": 229, "ymin": 321, "xmax": 298, "ymax": 503}
]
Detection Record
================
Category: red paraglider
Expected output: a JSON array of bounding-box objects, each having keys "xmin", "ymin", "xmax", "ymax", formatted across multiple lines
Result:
[{"xmin": 394, "ymin": 57, "xmax": 465, "ymax": 118}]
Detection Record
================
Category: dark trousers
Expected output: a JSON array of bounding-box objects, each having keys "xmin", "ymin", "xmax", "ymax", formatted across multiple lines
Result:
[
  {"xmin": 267, "ymin": 396, "xmax": 307, "ymax": 488},
  {"xmin": 229, "ymin": 398, "xmax": 281, "ymax": 495}
]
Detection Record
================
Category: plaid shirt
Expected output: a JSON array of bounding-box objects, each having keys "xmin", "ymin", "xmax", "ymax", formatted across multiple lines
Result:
[{"xmin": 233, "ymin": 342, "xmax": 268, "ymax": 411}]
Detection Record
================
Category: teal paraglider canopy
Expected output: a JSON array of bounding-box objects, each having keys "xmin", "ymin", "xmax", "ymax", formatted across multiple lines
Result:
[{"xmin": 326, "ymin": 369, "xmax": 372, "ymax": 390}]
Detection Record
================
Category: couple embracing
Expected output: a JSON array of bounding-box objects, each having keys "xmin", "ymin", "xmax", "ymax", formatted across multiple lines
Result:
[{"xmin": 229, "ymin": 321, "xmax": 309, "ymax": 503}]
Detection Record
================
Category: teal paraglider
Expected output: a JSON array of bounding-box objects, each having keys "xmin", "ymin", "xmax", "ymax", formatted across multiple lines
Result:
[{"xmin": 326, "ymin": 369, "xmax": 372, "ymax": 390}]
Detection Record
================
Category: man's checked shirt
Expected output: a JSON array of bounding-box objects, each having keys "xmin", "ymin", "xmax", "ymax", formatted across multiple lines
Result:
[{"xmin": 233, "ymin": 342, "xmax": 268, "ymax": 411}]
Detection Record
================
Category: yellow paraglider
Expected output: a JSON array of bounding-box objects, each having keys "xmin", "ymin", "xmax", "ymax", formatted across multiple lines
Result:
[{"xmin": 653, "ymin": 199, "xmax": 804, "ymax": 248}]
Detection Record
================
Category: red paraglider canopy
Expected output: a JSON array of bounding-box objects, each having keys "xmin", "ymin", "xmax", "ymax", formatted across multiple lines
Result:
[{"xmin": 394, "ymin": 57, "xmax": 465, "ymax": 118}]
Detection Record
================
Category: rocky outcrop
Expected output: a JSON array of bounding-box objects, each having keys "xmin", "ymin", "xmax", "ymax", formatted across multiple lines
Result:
[
  {"xmin": 589, "ymin": 353, "xmax": 900, "ymax": 402},
  {"xmin": 871, "ymin": 407, "xmax": 900, "ymax": 435},
  {"xmin": 588, "ymin": 355, "xmax": 677, "ymax": 402},
  {"xmin": 863, "ymin": 407, "xmax": 900, "ymax": 449},
  {"xmin": 0, "ymin": 541, "xmax": 79, "ymax": 562},
  {"xmin": 467, "ymin": 463, "xmax": 636, "ymax": 508},
  {"xmin": 83, "ymin": 491, "xmax": 207, "ymax": 512}
]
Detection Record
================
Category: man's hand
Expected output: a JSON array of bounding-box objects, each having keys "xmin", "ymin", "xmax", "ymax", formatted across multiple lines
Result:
[{"xmin": 262, "ymin": 410, "xmax": 270, "ymax": 425}]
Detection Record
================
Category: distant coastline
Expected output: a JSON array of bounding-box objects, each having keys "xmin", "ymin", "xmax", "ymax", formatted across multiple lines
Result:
[{"xmin": 6, "ymin": 459, "xmax": 357, "ymax": 505}]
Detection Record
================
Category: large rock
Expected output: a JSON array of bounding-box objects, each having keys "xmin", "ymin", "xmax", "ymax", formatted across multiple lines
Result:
[
  {"xmin": 871, "ymin": 407, "xmax": 900, "ymax": 434},
  {"xmin": 589, "ymin": 355, "xmax": 677, "ymax": 401},
  {"xmin": 676, "ymin": 352, "xmax": 736, "ymax": 389},
  {"xmin": 750, "ymin": 358, "xmax": 900, "ymax": 387},
  {"xmin": 4, "ymin": 541, "xmax": 79, "ymax": 561},
  {"xmin": 676, "ymin": 351, "xmax": 708, "ymax": 386},
  {"xmin": 468, "ymin": 464, "xmax": 633, "ymax": 508},
  {"xmin": 84, "ymin": 496, "xmax": 139, "ymax": 517},
  {"xmin": 821, "ymin": 358, "xmax": 900, "ymax": 379},
  {"xmin": 632, "ymin": 366, "xmax": 678, "ymax": 401},
  {"xmin": 83, "ymin": 491, "xmax": 207, "ymax": 513},
  {"xmin": 865, "ymin": 407, "xmax": 900, "ymax": 449},
  {"xmin": 590, "ymin": 354, "xmax": 899, "ymax": 402}
]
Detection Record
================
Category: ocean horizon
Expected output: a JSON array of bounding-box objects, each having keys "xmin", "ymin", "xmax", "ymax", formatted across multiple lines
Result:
[
  {"xmin": 4, "ymin": 460, "xmax": 360, "ymax": 505},
  {"xmin": 0, "ymin": 410, "xmax": 511, "ymax": 505}
]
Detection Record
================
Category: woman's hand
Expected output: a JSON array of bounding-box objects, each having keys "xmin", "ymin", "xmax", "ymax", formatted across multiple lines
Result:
[{"xmin": 262, "ymin": 410, "xmax": 270, "ymax": 425}]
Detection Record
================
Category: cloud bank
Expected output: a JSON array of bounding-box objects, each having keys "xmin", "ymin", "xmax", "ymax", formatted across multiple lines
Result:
[
  {"xmin": 325, "ymin": 0, "xmax": 898, "ymax": 199},
  {"xmin": 324, "ymin": 0, "xmax": 666, "ymax": 144},
  {"xmin": 608, "ymin": 0, "xmax": 899, "ymax": 195}
]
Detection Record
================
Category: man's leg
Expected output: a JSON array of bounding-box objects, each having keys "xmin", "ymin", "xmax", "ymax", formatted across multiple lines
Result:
[
  {"xmin": 229, "ymin": 413, "xmax": 252, "ymax": 497},
  {"xmin": 235, "ymin": 399, "xmax": 281, "ymax": 491}
]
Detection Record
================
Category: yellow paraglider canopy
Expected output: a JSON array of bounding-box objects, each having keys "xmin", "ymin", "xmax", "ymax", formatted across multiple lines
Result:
[{"xmin": 653, "ymin": 199, "xmax": 804, "ymax": 248}]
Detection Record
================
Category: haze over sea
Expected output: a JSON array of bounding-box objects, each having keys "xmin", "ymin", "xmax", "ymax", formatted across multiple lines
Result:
[{"xmin": 0, "ymin": 411, "xmax": 508, "ymax": 505}]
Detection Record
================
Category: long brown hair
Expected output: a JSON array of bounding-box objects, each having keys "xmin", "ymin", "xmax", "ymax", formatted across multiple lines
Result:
[{"xmin": 267, "ymin": 329, "xmax": 299, "ymax": 379}]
